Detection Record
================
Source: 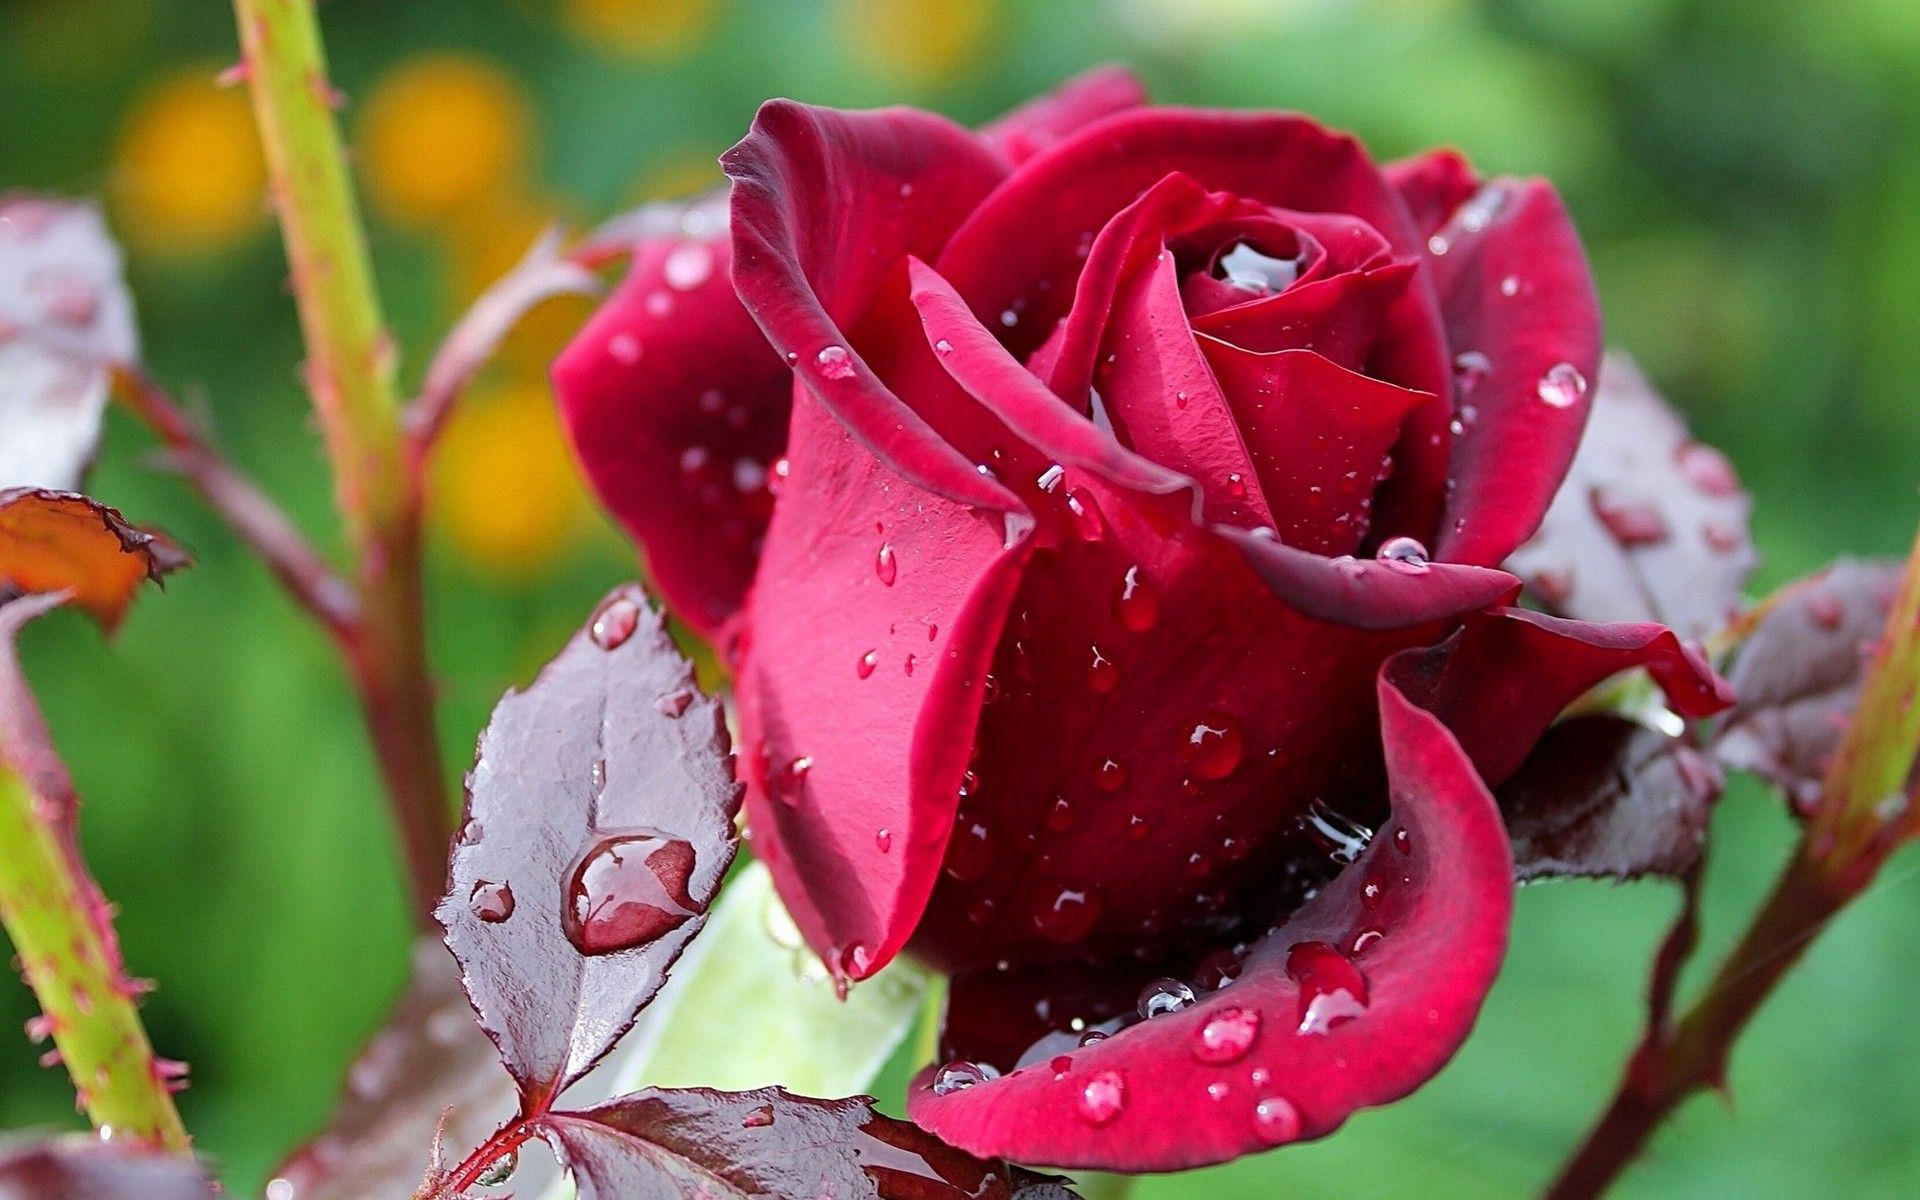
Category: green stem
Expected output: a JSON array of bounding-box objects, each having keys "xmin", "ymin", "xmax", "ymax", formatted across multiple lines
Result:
[
  {"xmin": 230, "ymin": 0, "xmax": 450, "ymax": 925},
  {"xmin": 0, "ymin": 766, "xmax": 188, "ymax": 1149}
]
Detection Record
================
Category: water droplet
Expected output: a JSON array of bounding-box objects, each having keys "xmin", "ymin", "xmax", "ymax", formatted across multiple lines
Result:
[
  {"xmin": 563, "ymin": 832, "xmax": 701, "ymax": 956},
  {"xmin": 1591, "ymin": 490, "xmax": 1669, "ymax": 546},
  {"xmin": 934, "ymin": 338, "xmax": 955, "ymax": 356},
  {"xmin": 1086, "ymin": 645, "xmax": 1120, "ymax": 694},
  {"xmin": 1046, "ymin": 796, "xmax": 1076, "ymax": 832},
  {"xmin": 1213, "ymin": 241, "xmax": 1301, "ymax": 293},
  {"xmin": 1179, "ymin": 712, "xmax": 1244, "ymax": 781},
  {"xmin": 875, "ymin": 827, "xmax": 893, "ymax": 853},
  {"xmin": 1287, "ymin": 941, "xmax": 1370, "ymax": 1035},
  {"xmin": 932, "ymin": 1060, "xmax": 997, "ymax": 1095},
  {"xmin": 875, "ymin": 542, "xmax": 898, "ymax": 586},
  {"xmin": 945, "ymin": 820, "xmax": 993, "ymax": 882},
  {"xmin": 1094, "ymin": 758, "xmax": 1128, "ymax": 792},
  {"xmin": 816, "ymin": 344, "xmax": 856, "ymax": 379},
  {"xmin": 1252, "ymin": 1095, "xmax": 1301, "ymax": 1144},
  {"xmin": 1393, "ymin": 827, "xmax": 1412, "ymax": 855},
  {"xmin": 469, "ymin": 880, "xmax": 515, "ymax": 923},
  {"xmin": 475, "ymin": 1148, "xmax": 519, "ymax": 1187},
  {"xmin": 1117, "ymin": 565, "xmax": 1160, "ymax": 632},
  {"xmin": 664, "ymin": 242, "xmax": 715, "ymax": 290},
  {"xmin": 1077, "ymin": 1070, "xmax": 1127, "ymax": 1126},
  {"xmin": 1065, "ymin": 487, "xmax": 1106, "ymax": 541},
  {"xmin": 1033, "ymin": 884, "xmax": 1101, "ymax": 943},
  {"xmin": 607, "ymin": 331, "xmax": 642, "ymax": 365},
  {"xmin": 1193, "ymin": 1007, "xmax": 1262, "ymax": 1064},
  {"xmin": 1301, "ymin": 800, "xmax": 1372, "ymax": 864},
  {"xmin": 1500, "ymin": 274, "xmax": 1520, "ymax": 297},
  {"xmin": 838, "ymin": 942, "xmax": 875, "ymax": 979},
  {"xmin": 1360, "ymin": 878, "xmax": 1385, "ymax": 909},
  {"xmin": 1078, "ymin": 1029, "xmax": 1109, "ymax": 1048},
  {"xmin": 591, "ymin": 598, "xmax": 641, "ymax": 649},
  {"xmin": 857, "ymin": 650, "xmax": 878, "ymax": 679},
  {"xmin": 1225, "ymin": 472, "xmax": 1248, "ymax": 499},
  {"xmin": 741, "ymin": 1103, "xmax": 775, "ymax": 1129},
  {"xmin": 1537, "ymin": 362, "xmax": 1588, "ymax": 409},
  {"xmin": 656, "ymin": 689, "xmax": 694, "ymax": 718},
  {"xmin": 1375, "ymin": 536, "xmax": 1430, "ymax": 573},
  {"xmin": 1138, "ymin": 978, "xmax": 1198, "ymax": 1020},
  {"xmin": 1350, "ymin": 928, "xmax": 1385, "ymax": 955},
  {"xmin": 775, "ymin": 755, "xmax": 813, "ymax": 805}
]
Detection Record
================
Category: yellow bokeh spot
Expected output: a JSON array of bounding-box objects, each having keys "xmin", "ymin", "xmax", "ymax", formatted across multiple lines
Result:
[
  {"xmin": 360, "ymin": 55, "xmax": 531, "ymax": 229},
  {"xmin": 835, "ymin": 0, "xmax": 994, "ymax": 83},
  {"xmin": 434, "ymin": 381, "xmax": 590, "ymax": 579},
  {"xmin": 560, "ymin": 0, "xmax": 717, "ymax": 59},
  {"xmin": 110, "ymin": 66, "xmax": 265, "ymax": 257}
]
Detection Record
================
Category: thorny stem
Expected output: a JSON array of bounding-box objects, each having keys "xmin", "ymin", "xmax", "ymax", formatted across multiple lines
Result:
[
  {"xmin": 230, "ymin": 0, "xmax": 450, "ymax": 925},
  {"xmin": 1549, "ymin": 525, "xmax": 1920, "ymax": 1199},
  {"xmin": 0, "ymin": 745, "xmax": 187, "ymax": 1147}
]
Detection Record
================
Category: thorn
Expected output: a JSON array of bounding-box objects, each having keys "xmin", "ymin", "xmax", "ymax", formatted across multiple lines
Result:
[
  {"xmin": 306, "ymin": 70, "xmax": 347, "ymax": 111},
  {"xmin": 216, "ymin": 60, "xmax": 251, "ymax": 88}
]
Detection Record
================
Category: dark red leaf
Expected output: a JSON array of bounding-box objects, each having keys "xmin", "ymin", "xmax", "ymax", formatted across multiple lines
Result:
[
  {"xmin": 0, "ymin": 1137, "xmax": 215, "ymax": 1200},
  {"xmin": 1506, "ymin": 353, "xmax": 1756, "ymax": 643},
  {"xmin": 1713, "ymin": 559, "xmax": 1903, "ymax": 813},
  {"xmin": 267, "ymin": 940, "xmax": 517, "ymax": 1200},
  {"xmin": 0, "ymin": 489, "xmax": 189, "ymax": 631},
  {"xmin": 436, "ymin": 585, "xmax": 741, "ymax": 1108},
  {"xmin": 0, "ymin": 195, "xmax": 139, "ymax": 492},
  {"xmin": 1499, "ymin": 715, "xmax": 1722, "ymax": 882},
  {"xmin": 540, "ymin": 1088, "xmax": 1071, "ymax": 1200}
]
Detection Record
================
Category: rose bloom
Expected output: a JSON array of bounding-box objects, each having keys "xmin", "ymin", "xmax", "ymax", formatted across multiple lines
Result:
[{"xmin": 555, "ymin": 69, "xmax": 1730, "ymax": 1171}]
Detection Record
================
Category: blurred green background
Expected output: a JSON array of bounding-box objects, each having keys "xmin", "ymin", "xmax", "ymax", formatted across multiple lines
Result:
[{"xmin": 3, "ymin": 0, "xmax": 1918, "ymax": 1195}]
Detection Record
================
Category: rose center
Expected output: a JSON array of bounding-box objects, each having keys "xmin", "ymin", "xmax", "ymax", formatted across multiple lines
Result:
[{"xmin": 1211, "ymin": 240, "xmax": 1302, "ymax": 295}]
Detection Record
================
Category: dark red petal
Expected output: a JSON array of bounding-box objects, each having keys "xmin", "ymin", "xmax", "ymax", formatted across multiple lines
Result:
[
  {"xmin": 1384, "ymin": 148, "xmax": 1480, "ymax": 239},
  {"xmin": 722, "ymin": 99, "xmax": 1017, "ymax": 512},
  {"xmin": 908, "ymin": 670, "xmax": 1512, "ymax": 1171},
  {"xmin": 980, "ymin": 66, "xmax": 1150, "ymax": 166},
  {"xmin": 553, "ymin": 237, "xmax": 785, "ymax": 636},
  {"xmin": 1392, "ymin": 606, "xmax": 1735, "ymax": 786},
  {"xmin": 1219, "ymin": 527, "xmax": 1519, "ymax": 630},
  {"xmin": 1423, "ymin": 179, "xmax": 1603, "ymax": 566},
  {"xmin": 1198, "ymin": 344, "xmax": 1429, "ymax": 555},
  {"xmin": 737, "ymin": 389, "xmax": 1031, "ymax": 984},
  {"xmin": 1190, "ymin": 261, "xmax": 1415, "ymax": 367}
]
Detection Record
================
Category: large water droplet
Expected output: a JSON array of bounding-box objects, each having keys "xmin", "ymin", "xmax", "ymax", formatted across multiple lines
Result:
[
  {"xmin": 469, "ymin": 880, "xmax": 514, "ymax": 923},
  {"xmin": 591, "ymin": 598, "xmax": 641, "ymax": 650},
  {"xmin": 1033, "ymin": 884, "xmax": 1101, "ymax": 943},
  {"xmin": 1252, "ymin": 1095, "xmax": 1301, "ymax": 1144},
  {"xmin": 1077, "ymin": 1070, "xmax": 1127, "ymax": 1126},
  {"xmin": 1065, "ymin": 487, "xmax": 1106, "ymax": 541},
  {"xmin": 1116, "ymin": 565, "xmax": 1159, "ymax": 632},
  {"xmin": 1179, "ymin": 712, "xmax": 1244, "ymax": 781},
  {"xmin": 875, "ymin": 542, "xmax": 898, "ymax": 586},
  {"xmin": 1086, "ymin": 645, "xmax": 1120, "ymax": 694},
  {"xmin": 815, "ymin": 344, "xmax": 856, "ymax": 379},
  {"xmin": 1375, "ymin": 536, "xmax": 1430, "ymax": 573},
  {"xmin": 1093, "ymin": 758, "xmax": 1128, "ymax": 792},
  {"xmin": 1138, "ymin": 978, "xmax": 1198, "ymax": 1020},
  {"xmin": 1537, "ymin": 362, "xmax": 1588, "ymax": 409},
  {"xmin": 932, "ymin": 1060, "xmax": 997, "ymax": 1096},
  {"xmin": 474, "ymin": 1147, "xmax": 519, "ymax": 1187},
  {"xmin": 1286, "ymin": 941, "xmax": 1370, "ymax": 1035},
  {"xmin": 562, "ymin": 831, "xmax": 701, "ymax": 956},
  {"xmin": 838, "ymin": 942, "xmax": 875, "ymax": 979},
  {"xmin": 1192, "ymin": 1007, "xmax": 1261, "ymax": 1064},
  {"xmin": 1301, "ymin": 800, "xmax": 1373, "ymax": 864}
]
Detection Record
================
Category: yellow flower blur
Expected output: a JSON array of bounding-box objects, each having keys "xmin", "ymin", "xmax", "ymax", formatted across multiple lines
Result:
[
  {"xmin": 560, "ymin": 0, "xmax": 717, "ymax": 58},
  {"xmin": 835, "ymin": 0, "xmax": 993, "ymax": 82},
  {"xmin": 110, "ymin": 67, "xmax": 265, "ymax": 257},
  {"xmin": 360, "ymin": 55, "xmax": 531, "ymax": 229},
  {"xmin": 434, "ymin": 381, "xmax": 592, "ymax": 579}
]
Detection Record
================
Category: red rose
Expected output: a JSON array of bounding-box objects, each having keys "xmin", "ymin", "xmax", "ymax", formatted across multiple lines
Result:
[{"xmin": 554, "ymin": 70, "xmax": 1731, "ymax": 1171}]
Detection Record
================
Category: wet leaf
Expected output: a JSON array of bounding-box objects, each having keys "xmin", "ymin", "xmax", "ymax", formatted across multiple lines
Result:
[
  {"xmin": 266, "ymin": 940, "xmax": 517, "ymax": 1200},
  {"xmin": 0, "ymin": 1137, "xmax": 215, "ymax": 1200},
  {"xmin": 0, "ymin": 489, "xmax": 189, "ymax": 631},
  {"xmin": 1713, "ymin": 559, "xmax": 1903, "ymax": 813},
  {"xmin": 436, "ymin": 584, "xmax": 741, "ymax": 1108},
  {"xmin": 1499, "ymin": 715, "xmax": 1722, "ymax": 882},
  {"xmin": 0, "ymin": 195, "xmax": 140, "ymax": 491},
  {"xmin": 1507, "ymin": 353, "xmax": 1756, "ymax": 643},
  {"xmin": 540, "ymin": 1088, "xmax": 1070, "ymax": 1200}
]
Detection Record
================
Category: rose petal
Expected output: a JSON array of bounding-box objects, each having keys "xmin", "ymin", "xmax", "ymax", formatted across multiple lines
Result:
[
  {"xmin": 1421, "ymin": 179, "xmax": 1603, "ymax": 566},
  {"xmin": 1219, "ymin": 527, "xmax": 1519, "ymax": 630},
  {"xmin": 737, "ymin": 389, "xmax": 1032, "ymax": 984},
  {"xmin": 553, "ymin": 237, "xmax": 786, "ymax": 636},
  {"xmin": 1384, "ymin": 148, "xmax": 1480, "ymax": 240},
  {"xmin": 908, "ymin": 667, "xmax": 1512, "ymax": 1171},
  {"xmin": 1391, "ymin": 606, "xmax": 1734, "ymax": 785},
  {"xmin": 722, "ymin": 99, "xmax": 1018, "ymax": 512},
  {"xmin": 1189, "ymin": 261, "xmax": 1415, "ymax": 367},
  {"xmin": 979, "ymin": 66, "xmax": 1150, "ymax": 166},
  {"xmin": 1198, "ymin": 344, "xmax": 1430, "ymax": 555}
]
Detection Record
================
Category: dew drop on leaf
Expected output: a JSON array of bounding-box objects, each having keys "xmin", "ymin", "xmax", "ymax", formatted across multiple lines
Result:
[
  {"xmin": 562, "ymin": 832, "xmax": 701, "ymax": 956},
  {"xmin": 469, "ymin": 880, "xmax": 514, "ymax": 924}
]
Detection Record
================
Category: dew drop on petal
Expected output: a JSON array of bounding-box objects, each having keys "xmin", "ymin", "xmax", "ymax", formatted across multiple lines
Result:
[
  {"xmin": 1287, "ymin": 941, "xmax": 1370, "ymax": 1035},
  {"xmin": 562, "ymin": 832, "xmax": 701, "ymax": 956},
  {"xmin": 1252, "ymin": 1096, "xmax": 1301, "ymax": 1144},
  {"xmin": 1137, "ymin": 977, "xmax": 1197, "ymax": 1020},
  {"xmin": 1375, "ymin": 536, "xmax": 1430, "ymax": 573},
  {"xmin": 1065, "ymin": 487, "xmax": 1106, "ymax": 540},
  {"xmin": 875, "ymin": 542, "xmax": 898, "ymax": 586},
  {"xmin": 1192, "ymin": 1007, "xmax": 1261, "ymax": 1065},
  {"xmin": 857, "ymin": 650, "xmax": 878, "ymax": 679},
  {"xmin": 1117, "ymin": 565, "xmax": 1159, "ymax": 632},
  {"xmin": 932, "ymin": 1060, "xmax": 998, "ymax": 1096},
  {"xmin": 1179, "ymin": 712, "xmax": 1244, "ymax": 781},
  {"xmin": 874, "ymin": 827, "xmax": 892, "ymax": 853},
  {"xmin": 1086, "ymin": 645, "xmax": 1120, "ymax": 694},
  {"xmin": 838, "ymin": 942, "xmax": 875, "ymax": 979},
  {"xmin": 934, "ymin": 337, "xmax": 955, "ymax": 356},
  {"xmin": 1033, "ymin": 884, "xmax": 1101, "ymax": 943},
  {"xmin": 1077, "ymin": 1070, "xmax": 1127, "ymax": 1126},
  {"xmin": 1537, "ymin": 362, "xmax": 1588, "ymax": 409},
  {"xmin": 1094, "ymin": 758, "xmax": 1128, "ymax": 792},
  {"xmin": 815, "ymin": 344, "xmax": 856, "ymax": 379}
]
